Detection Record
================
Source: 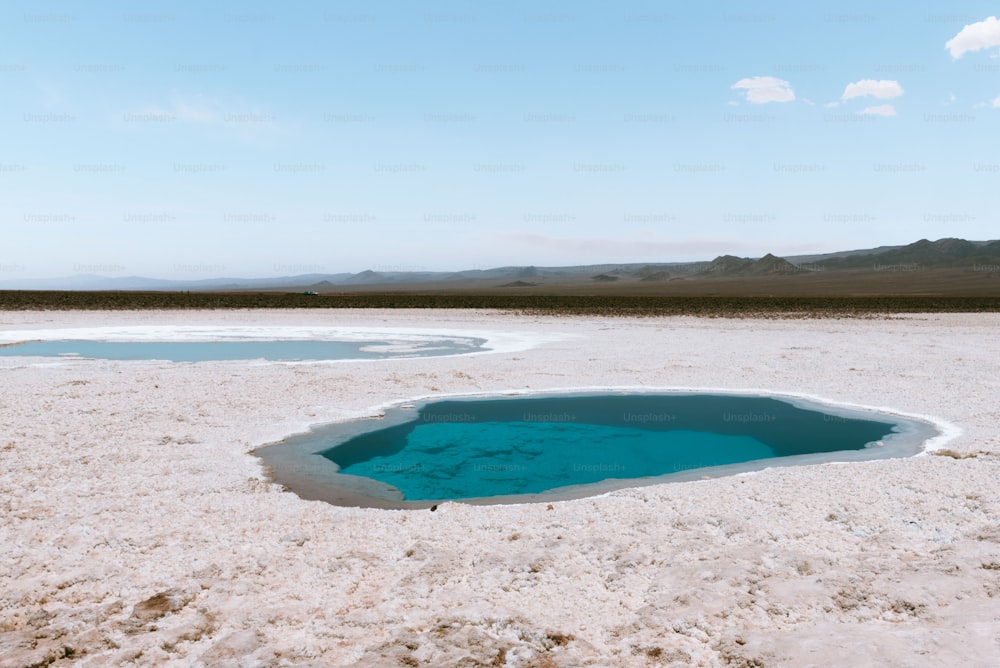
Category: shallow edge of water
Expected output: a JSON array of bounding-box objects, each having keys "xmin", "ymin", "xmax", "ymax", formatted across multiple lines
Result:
[{"xmin": 253, "ymin": 387, "xmax": 953, "ymax": 510}]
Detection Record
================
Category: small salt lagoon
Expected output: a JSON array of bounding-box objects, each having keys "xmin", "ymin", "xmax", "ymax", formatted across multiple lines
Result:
[
  {"xmin": 0, "ymin": 338, "xmax": 487, "ymax": 362},
  {"xmin": 0, "ymin": 325, "xmax": 507, "ymax": 362},
  {"xmin": 256, "ymin": 390, "xmax": 940, "ymax": 509}
]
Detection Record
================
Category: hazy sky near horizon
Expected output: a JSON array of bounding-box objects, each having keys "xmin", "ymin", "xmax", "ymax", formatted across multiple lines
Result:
[{"xmin": 2, "ymin": 0, "xmax": 999, "ymax": 278}]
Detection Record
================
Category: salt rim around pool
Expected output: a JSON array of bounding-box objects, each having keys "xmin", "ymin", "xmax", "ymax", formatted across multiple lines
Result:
[
  {"xmin": 0, "ymin": 325, "xmax": 572, "ymax": 364},
  {"xmin": 255, "ymin": 387, "xmax": 955, "ymax": 510}
]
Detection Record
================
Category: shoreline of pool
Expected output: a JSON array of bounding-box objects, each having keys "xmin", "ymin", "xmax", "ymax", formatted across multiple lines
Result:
[{"xmin": 255, "ymin": 388, "xmax": 951, "ymax": 509}]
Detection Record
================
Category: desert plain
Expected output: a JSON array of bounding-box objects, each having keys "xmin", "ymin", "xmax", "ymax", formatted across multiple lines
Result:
[{"xmin": 1, "ymin": 308, "xmax": 999, "ymax": 667}]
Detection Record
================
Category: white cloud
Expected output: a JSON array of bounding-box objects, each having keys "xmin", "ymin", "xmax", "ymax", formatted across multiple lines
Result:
[
  {"xmin": 120, "ymin": 94, "xmax": 291, "ymax": 144},
  {"xmin": 842, "ymin": 79, "xmax": 904, "ymax": 100},
  {"xmin": 122, "ymin": 95, "xmax": 224, "ymax": 126},
  {"xmin": 170, "ymin": 96, "xmax": 222, "ymax": 124},
  {"xmin": 993, "ymin": 96, "xmax": 1000, "ymax": 108},
  {"xmin": 491, "ymin": 232, "xmax": 826, "ymax": 263},
  {"xmin": 126, "ymin": 94, "xmax": 284, "ymax": 128},
  {"xmin": 731, "ymin": 76, "xmax": 795, "ymax": 104},
  {"xmin": 946, "ymin": 16, "xmax": 1000, "ymax": 59},
  {"xmin": 494, "ymin": 233, "xmax": 755, "ymax": 259},
  {"xmin": 858, "ymin": 104, "xmax": 896, "ymax": 117}
]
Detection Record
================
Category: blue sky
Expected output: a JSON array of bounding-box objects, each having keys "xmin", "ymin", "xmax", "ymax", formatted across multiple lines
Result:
[{"xmin": 2, "ymin": 0, "xmax": 999, "ymax": 278}]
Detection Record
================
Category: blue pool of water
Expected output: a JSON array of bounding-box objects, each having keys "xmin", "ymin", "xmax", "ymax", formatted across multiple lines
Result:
[
  {"xmin": 0, "ymin": 338, "xmax": 486, "ymax": 362},
  {"xmin": 338, "ymin": 421, "xmax": 774, "ymax": 499},
  {"xmin": 257, "ymin": 393, "xmax": 935, "ymax": 507}
]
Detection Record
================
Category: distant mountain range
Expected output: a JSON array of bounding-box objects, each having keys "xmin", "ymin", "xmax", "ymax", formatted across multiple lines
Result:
[
  {"xmin": 801, "ymin": 238, "xmax": 1000, "ymax": 271},
  {"xmin": 2, "ymin": 238, "xmax": 998, "ymax": 291}
]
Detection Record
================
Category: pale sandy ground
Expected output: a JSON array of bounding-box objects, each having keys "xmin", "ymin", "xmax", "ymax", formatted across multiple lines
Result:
[{"xmin": 1, "ymin": 309, "xmax": 999, "ymax": 668}]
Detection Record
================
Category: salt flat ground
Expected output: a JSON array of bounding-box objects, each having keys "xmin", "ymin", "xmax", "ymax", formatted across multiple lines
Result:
[{"xmin": 1, "ymin": 309, "xmax": 998, "ymax": 668}]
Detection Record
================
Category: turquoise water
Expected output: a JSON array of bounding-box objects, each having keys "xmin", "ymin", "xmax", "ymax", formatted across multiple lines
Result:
[
  {"xmin": 0, "ymin": 338, "xmax": 486, "ymax": 362},
  {"xmin": 338, "ymin": 421, "xmax": 773, "ymax": 499},
  {"xmin": 317, "ymin": 394, "xmax": 900, "ymax": 501}
]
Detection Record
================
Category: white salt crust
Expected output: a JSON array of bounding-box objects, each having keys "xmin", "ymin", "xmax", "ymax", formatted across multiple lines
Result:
[{"xmin": 1, "ymin": 309, "xmax": 998, "ymax": 667}]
